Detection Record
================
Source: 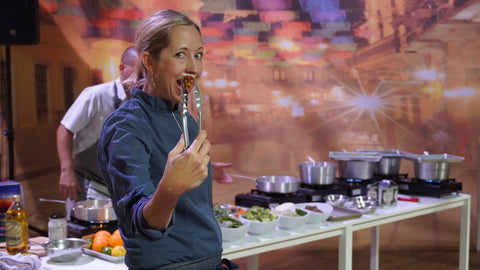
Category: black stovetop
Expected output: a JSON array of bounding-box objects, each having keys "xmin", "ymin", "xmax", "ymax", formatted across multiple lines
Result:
[
  {"xmin": 396, "ymin": 177, "xmax": 462, "ymax": 197},
  {"xmin": 235, "ymin": 190, "xmax": 308, "ymax": 208},
  {"xmin": 234, "ymin": 173, "xmax": 462, "ymax": 208},
  {"xmin": 67, "ymin": 216, "xmax": 118, "ymax": 238}
]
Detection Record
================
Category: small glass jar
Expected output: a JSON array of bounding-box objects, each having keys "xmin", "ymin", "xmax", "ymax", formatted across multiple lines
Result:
[{"xmin": 48, "ymin": 213, "xmax": 67, "ymax": 241}]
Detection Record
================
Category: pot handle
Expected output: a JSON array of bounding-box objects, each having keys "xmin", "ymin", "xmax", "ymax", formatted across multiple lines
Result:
[
  {"xmin": 39, "ymin": 198, "xmax": 66, "ymax": 204},
  {"xmin": 225, "ymin": 173, "xmax": 256, "ymax": 181}
]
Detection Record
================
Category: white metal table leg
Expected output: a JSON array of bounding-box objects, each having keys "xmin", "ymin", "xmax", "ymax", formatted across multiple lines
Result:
[
  {"xmin": 247, "ymin": 254, "xmax": 259, "ymax": 270},
  {"xmin": 477, "ymin": 169, "xmax": 480, "ymax": 252},
  {"xmin": 339, "ymin": 226, "xmax": 352, "ymax": 270},
  {"xmin": 370, "ymin": 226, "xmax": 379, "ymax": 270},
  {"xmin": 459, "ymin": 196, "xmax": 471, "ymax": 270}
]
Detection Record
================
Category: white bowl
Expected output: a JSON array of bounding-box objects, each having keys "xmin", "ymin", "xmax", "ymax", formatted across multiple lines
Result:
[
  {"xmin": 296, "ymin": 203, "xmax": 333, "ymax": 224},
  {"xmin": 241, "ymin": 216, "xmax": 279, "ymax": 235},
  {"xmin": 220, "ymin": 218, "xmax": 250, "ymax": 242},
  {"xmin": 277, "ymin": 210, "xmax": 309, "ymax": 230}
]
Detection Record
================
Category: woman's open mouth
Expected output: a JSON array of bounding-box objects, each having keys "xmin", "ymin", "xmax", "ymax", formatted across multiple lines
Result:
[{"xmin": 178, "ymin": 73, "xmax": 196, "ymax": 93}]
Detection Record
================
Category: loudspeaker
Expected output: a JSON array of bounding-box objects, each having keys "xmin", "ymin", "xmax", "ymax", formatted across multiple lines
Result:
[{"xmin": 0, "ymin": 0, "xmax": 39, "ymax": 45}]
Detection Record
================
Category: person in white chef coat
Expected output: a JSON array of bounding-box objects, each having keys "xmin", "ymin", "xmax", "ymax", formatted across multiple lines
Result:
[{"xmin": 56, "ymin": 46, "xmax": 139, "ymax": 210}]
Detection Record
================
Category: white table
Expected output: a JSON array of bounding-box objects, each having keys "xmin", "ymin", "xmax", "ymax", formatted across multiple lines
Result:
[
  {"xmin": 40, "ymin": 254, "xmax": 127, "ymax": 270},
  {"xmin": 222, "ymin": 193, "xmax": 471, "ymax": 270},
  {"xmin": 0, "ymin": 236, "xmax": 126, "ymax": 270}
]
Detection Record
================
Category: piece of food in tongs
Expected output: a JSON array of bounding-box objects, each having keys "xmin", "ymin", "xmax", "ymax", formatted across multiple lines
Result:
[
  {"xmin": 180, "ymin": 73, "xmax": 198, "ymax": 149},
  {"xmin": 182, "ymin": 73, "xmax": 196, "ymax": 88}
]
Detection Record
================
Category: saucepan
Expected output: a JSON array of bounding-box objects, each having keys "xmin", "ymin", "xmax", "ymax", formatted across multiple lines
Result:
[
  {"xmin": 39, "ymin": 198, "xmax": 117, "ymax": 223},
  {"xmin": 227, "ymin": 174, "xmax": 300, "ymax": 194},
  {"xmin": 299, "ymin": 161, "xmax": 337, "ymax": 185},
  {"xmin": 72, "ymin": 199, "xmax": 116, "ymax": 223}
]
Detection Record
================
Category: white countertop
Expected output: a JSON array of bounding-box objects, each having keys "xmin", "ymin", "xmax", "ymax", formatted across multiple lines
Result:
[
  {"xmin": 40, "ymin": 254, "xmax": 127, "ymax": 270},
  {"xmin": 223, "ymin": 193, "xmax": 468, "ymax": 255}
]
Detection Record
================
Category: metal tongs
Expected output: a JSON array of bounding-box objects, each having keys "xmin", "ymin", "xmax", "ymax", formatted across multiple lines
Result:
[{"xmin": 180, "ymin": 77, "xmax": 202, "ymax": 149}]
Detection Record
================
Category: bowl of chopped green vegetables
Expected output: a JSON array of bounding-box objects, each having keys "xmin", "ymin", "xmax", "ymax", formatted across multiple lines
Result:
[
  {"xmin": 217, "ymin": 216, "xmax": 250, "ymax": 242},
  {"xmin": 240, "ymin": 206, "xmax": 279, "ymax": 235}
]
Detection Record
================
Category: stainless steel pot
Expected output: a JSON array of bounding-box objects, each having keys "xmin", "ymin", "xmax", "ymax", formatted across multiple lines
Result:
[
  {"xmin": 376, "ymin": 156, "xmax": 401, "ymax": 175},
  {"xmin": 227, "ymin": 174, "xmax": 300, "ymax": 193},
  {"xmin": 337, "ymin": 160, "xmax": 377, "ymax": 180},
  {"xmin": 254, "ymin": 175, "xmax": 300, "ymax": 194},
  {"xmin": 72, "ymin": 199, "xmax": 116, "ymax": 223},
  {"xmin": 329, "ymin": 151, "xmax": 382, "ymax": 180},
  {"xmin": 414, "ymin": 162, "xmax": 450, "ymax": 180},
  {"xmin": 358, "ymin": 149, "xmax": 402, "ymax": 176},
  {"xmin": 403, "ymin": 152, "xmax": 464, "ymax": 180},
  {"xmin": 299, "ymin": 161, "xmax": 336, "ymax": 185}
]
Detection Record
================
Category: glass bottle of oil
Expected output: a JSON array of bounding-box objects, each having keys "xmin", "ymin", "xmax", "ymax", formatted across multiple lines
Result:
[{"xmin": 6, "ymin": 195, "xmax": 28, "ymax": 255}]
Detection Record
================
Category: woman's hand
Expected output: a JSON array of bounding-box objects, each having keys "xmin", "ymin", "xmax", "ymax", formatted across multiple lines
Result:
[
  {"xmin": 143, "ymin": 131, "xmax": 211, "ymax": 230},
  {"xmin": 161, "ymin": 130, "xmax": 211, "ymax": 195}
]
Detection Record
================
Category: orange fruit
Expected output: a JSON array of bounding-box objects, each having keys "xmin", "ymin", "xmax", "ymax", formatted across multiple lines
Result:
[
  {"xmin": 108, "ymin": 230, "xmax": 123, "ymax": 247},
  {"xmin": 94, "ymin": 230, "xmax": 111, "ymax": 240},
  {"xmin": 92, "ymin": 236, "xmax": 109, "ymax": 252}
]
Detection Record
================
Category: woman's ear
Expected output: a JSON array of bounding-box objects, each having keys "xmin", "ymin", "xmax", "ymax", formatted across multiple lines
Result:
[{"xmin": 141, "ymin": 51, "xmax": 154, "ymax": 73}]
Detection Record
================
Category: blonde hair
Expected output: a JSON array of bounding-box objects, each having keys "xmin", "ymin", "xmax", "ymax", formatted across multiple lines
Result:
[{"xmin": 125, "ymin": 9, "xmax": 201, "ymax": 90}]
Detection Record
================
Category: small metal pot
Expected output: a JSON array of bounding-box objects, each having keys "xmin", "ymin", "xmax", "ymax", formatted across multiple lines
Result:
[
  {"xmin": 403, "ymin": 152, "xmax": 464, "ymax": 180},
  {"xmin": 255, "ymin": 175, "xmax": 300, "ymax": 194},
  {"xmin": 357, "ymin": 149, "xmax": 402, "ymax": 176},
  {"xmin": 329, "ymin": 151, "xmax": 382, "ymax": 180},
  {"xmin": 299, "ymin": 161, "xmax": 336, "ymax": 185},
  {"xmin": 376, "ymin": 156, "xmax": 401, "ymax": 175},
  {"xmin": 414, "ymin": 161, "xmax": 450, "ymax": 180},
  {"xmin": 337, "ymin": 160, "xmax": 377, "ymax": 180},
  {"xmin": 72, "ymin": 199, "xmax": 116, "ymax": 223}
]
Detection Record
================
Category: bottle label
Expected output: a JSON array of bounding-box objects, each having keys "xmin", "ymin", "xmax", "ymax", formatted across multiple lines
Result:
[
  {"xmin": 0, "ymin": 212, "xmax": 6, "ymax": 236},
  {"xmin": 5, "ymin": 220, "xmax": 22, "ymax": 246}
]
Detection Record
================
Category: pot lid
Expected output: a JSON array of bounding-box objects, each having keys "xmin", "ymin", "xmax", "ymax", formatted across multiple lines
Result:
[
  {"xmin": 357, "ymin": 149, "xmax": 402, "ymax": 157},
  {"xmin": 329, "ymin": 151, "xmax": 382, "ymax": 162},
  {"xmin": 402, "ymin": 151, "xmax": 464, "ymax": 163}
]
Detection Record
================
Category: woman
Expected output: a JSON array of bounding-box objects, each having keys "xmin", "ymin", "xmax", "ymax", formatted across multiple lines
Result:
[{"xmin": 98, "ymin": 9, "xmax": 233, "ymax": 269}]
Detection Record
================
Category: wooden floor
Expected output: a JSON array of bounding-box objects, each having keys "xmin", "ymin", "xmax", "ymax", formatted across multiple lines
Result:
[{"xmin": 232, "ymin": 246, "xmax": 480, "ymax": 270}]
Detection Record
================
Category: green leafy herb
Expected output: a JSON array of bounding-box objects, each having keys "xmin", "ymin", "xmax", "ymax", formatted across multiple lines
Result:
[
  {"xmin": 217, "ymin": 216, "xmax": 243, "ymax": 228},
  {"xmin": 213, "ymin": 204, "xmax": 232, "ymax": 218},
  {"xmin": 295, "ymin": 208, "xmax": 307, "ymax": 216}
]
